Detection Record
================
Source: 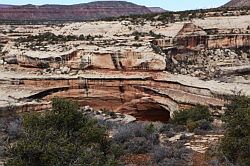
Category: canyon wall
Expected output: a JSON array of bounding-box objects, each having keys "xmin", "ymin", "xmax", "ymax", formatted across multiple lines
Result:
[
  {"xmin": 16, "ymin": 48, "xmax": 166, "ymax": 71},
  {"xmin": 174, "ymin": 34, "xmax": 250, "ymax": 50},
  {"xmin": 17, "ymin": 77, "xmax": 225, "ymax": 122},
  {"xmin": 207, "ymin": 34, "xmax": 250, "ymax": 48},
  {"xmin": 171, "ymin": 23, "xmax": 250, "ymax": 50}
]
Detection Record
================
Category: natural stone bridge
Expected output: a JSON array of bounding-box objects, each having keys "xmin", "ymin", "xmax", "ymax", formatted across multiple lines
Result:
[{"xmin": 1, "ymin": 70, "xmax": 249, "ymax": 122}]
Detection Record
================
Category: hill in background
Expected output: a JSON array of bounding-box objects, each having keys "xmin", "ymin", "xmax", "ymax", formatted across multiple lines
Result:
[
  {"xmin": 223, "ymin": 0, "xmax": 250, "ymax": 7},
  {"xmin": 0, "ymin": 1, "xmax": 156, "ymax": 21}
]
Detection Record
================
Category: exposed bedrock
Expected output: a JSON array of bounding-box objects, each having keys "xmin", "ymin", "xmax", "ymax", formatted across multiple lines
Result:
[
  {"xmin": 117, "ymin": 98, "xmax": 171, "ymax": 122},
  {"xmin": 14, "ymin": 48, "xmax": 166, "ymax": 71},
  {"xmin": 9, "ymin": 77, "xmax": 226, "ymax": 122}
]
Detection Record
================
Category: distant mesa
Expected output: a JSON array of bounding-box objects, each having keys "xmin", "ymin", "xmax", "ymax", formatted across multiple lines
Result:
[
  {"xmin": 0, "ymin": 1, "xmax": 165, "ymax": 21},
  {"xmin": 222, "ymin": 0, "xmax": 250, "ymax": 7},
  {"xmin": 0, "ymin": 4, "xmax": 13, "ymax": 8},
  {"xmin": 148, "ymin": 7, "xmax": 166, "ymax": 13}
]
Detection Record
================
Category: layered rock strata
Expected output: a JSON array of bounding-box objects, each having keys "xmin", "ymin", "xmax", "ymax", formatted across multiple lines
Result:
[{"xmin": 2, "ymin": 70, "xmax": 249, "ymax": 122}]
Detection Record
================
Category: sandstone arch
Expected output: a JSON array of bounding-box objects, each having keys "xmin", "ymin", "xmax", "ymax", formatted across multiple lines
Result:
[{"xmin": 117, "ymin": 98, "xmax": 171, "ymax": 122}]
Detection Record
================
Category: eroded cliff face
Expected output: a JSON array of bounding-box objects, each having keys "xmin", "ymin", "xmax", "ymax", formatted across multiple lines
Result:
[
  {"xmin": 15, "ymin": 47, "xmax": 166, "ymax": 71},
  {"xmin": 172, "ymin": 23, "xmax": 250, "ymax": 50},
  {"xmin": 208, "ymin": 34, "xmax": 250, "ymax": 48},
  {"xmin": 0, "ymin": 13, "xmax": 249, "ymax": 123},
  {"xmin": 0, "ymin": 74, "xmax": 226, "ymax": 122}
]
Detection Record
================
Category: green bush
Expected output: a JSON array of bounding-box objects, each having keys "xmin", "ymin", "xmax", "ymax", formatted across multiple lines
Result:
[
  {"xmin": 171, "ymin": 105, "xmax": 213, "ymax": 125},
  {"xmin": 220, "ymin": 96, "xmax": 250, "ymax": 166},
  {"xmin": 197, "ymin": 119, "xmax": 212, "ymax": 131},
  {"xmin": 134, "ymin": 35, "xmax": 140, "ymax": 40},
  {"xmin": 171, "ymin": 105, "xmax": 213, "ymax": 132},
  {"xmin": 6, "ymin": 98, "xmax": 118, "ymax": 166},
  {"xmin": 186, "ymin": 120, "xmax": 199, "ymax": 132}
]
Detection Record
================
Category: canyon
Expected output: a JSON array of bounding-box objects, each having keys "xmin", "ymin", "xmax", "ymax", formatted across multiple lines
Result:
[
  {"xmin": 0, "ymin": 2, "xmax": 249, "ymax": 165},
  {"xmin": 0, "ymin": 7, "xmax": 250, "ymax": 122}
]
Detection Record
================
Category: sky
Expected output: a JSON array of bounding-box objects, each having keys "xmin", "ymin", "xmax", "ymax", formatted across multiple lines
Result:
[{"xmin": 0, "ymin": 0, "xmax": 230, "ymax": 11}]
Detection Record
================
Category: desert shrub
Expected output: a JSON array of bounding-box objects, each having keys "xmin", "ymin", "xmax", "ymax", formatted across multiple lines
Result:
[
  {"xmin": 113, "ymin": 123, "xmax": 145, "ymax": 143},
  {"xmin": 5, "ymin": 117, "xmax": 22, "ymax": 139},
  {"xmin": 134, "ymin": 35, "xmax": 140, "ymax": 40},
  {"xmin": 187, "ymin": 119, "xmax": 213, "ymax": 132},
  {"xmin": 220, "ymin": 96, "xmax": 250, "ymax": 166},
  {"xmin": 112, "ymin": 122, "xmax": 160, "ymax": 158},
  {"xmin": 171, "ymin": 105, "xmax": 213, "ymax": 125},
  {"xmin": 6, "ymin": 98, "xmax": 118, "ymax": 166},
  {"xmin": 37, "ymin": 62, "xmax": 50, "ymax": 68},
  {"xmin": 110, "ymin": 143, "xmax": 124, "ymax": 159},
  {"xmin": 173, "ymin": 146, "xmax": 191, "ymax": 160},
  {"xmin": 124, "ymin": 137, "xmax": 153, "ymax": 154},
  {"xmin": 206, "ymin": 144, "xmax": 233, "ymax": 166},
  {"xmin": 145, "ymin": 123, "xmax": 156, "ymax": 134},
  {"xmin": 113, "ymin": 122, "xmax": 155, "ymax": 143},
  {"xmin": 15, "ymin": 32, "xmax": 102, "ymax": 43},
  {"xmin": 164, "ymin": 131, "xmax": 176, "ymax": 138},
  {"xmin": 173, "ymin": 125, "xmax": 187, "ymax": 132},
  {"xmin": 146, "ymin": 133, "xmax": 159, "ymax": 145},
  {"xmin": 171, "ymin": 110, "xmax": 190, "ymax": 125},
  {"xmin": 186, "ymin": 119, "xmax": 199, "ymax": 132},
  {"xmin": 149, "ymin": 30, "xmax": 164, "ymax": 39},
  {"xmin": 159, "ymin": 123, "xmax": 187, "ymax": 137},
  {"xmin": 159, "ymin": 123, "xmax": 186, "ymax": 133},
  {"xmin": 151, "ymin": 145, "xmax": 168, "ymax": 163},
  {"xmin": 157, "ymin": 142, "xmax": 192, "ymax": 165},
  {"xmin": 132, "ymin": 43, "xmax": 142, "ymax": 47},
  {"xmin": 158, "ymin": 158, "xmax": 186, "ymax": 166},
  {"xmin": 151, "ymin": 44, "xmax": 162, "ymax": 54},
  {"xmin": 197, "ymin": 119, "xmax": 213, "ymax": 131},
  {"xmin": 171, "ymin": 105, "xmax": 213, "ymax": 132},
  {"xmin": 159, "ymin": 123, "xmax": 173, "ymax": 132}
]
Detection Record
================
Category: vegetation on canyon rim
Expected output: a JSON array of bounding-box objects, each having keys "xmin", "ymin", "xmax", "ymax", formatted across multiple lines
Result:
[
  {"xmin": 15, "ymin": 32, "xmax": 103, "ymax": 44},
  {"xmin": 3, "ymin": 96, "xmax": 250, "ymax": 166},
  {"xmin": 220, "ymin": 96, "xmax": 250, "ymax": 166}
]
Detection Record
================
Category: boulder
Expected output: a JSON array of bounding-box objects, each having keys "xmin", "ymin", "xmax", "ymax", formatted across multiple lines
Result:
[
  {"xmin": 123, "ymin": 115, "xmax": 137, "ymax": 123},
  {"xmin": 55, "ymin": 70, "xmax": 61, "ymax": 74},
  {"xmin": 180, "ymin": 68, "xmax": 187, "ymax": 74},
  {"xmin": 60, "ymin": 66, "xmax": 71, "ymax": 74}
]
